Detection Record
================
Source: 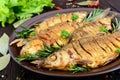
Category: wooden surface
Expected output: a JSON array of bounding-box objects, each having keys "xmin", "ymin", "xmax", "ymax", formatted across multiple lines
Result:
[{"xmin": 0, "ymin": 0, "xmax": 120, "ymax": 80}]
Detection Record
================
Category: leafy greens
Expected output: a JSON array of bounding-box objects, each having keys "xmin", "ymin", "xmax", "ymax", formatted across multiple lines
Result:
[{"xmin": 0, "ymin": 0, "xmax": 55, "ymax": 27}]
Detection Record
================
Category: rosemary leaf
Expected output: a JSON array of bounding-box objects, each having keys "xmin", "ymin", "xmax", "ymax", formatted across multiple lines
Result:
[
  {"xmin": 16, "ymin": 53, "xmax": 39, "ymax": 62},
  {"xmin": 112, "ymin": 18, "xmax": 120, "ymax": 33},
  {"xmin": 15, "ymin": 26, "xmax": 34, "ymax": 38},
  {"xmin": 68, "ymin": 65, "xmax": 90, "ymax": 73},
  {"xmin": 84, "ymin": 9, "xmax": 103, "ymax": 22}
]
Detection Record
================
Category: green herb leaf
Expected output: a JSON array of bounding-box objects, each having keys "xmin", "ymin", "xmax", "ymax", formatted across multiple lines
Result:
[
  {"xmin": 99, "ymin": 26, "xmax": 109, "ymax": 33},
  {"xmin": 115, "ymin": 48, "xmax": 120, "ymax": 54},
  {"xmin": 0, "ymin": 54, "xmax": 10, "ymax": 71},
  {"xmin": 61, "ymin": 30, "xmax": 70, "ymax": 38},
  {"xmin": 0, "ymin": 33, "xmax": 9, "ymax": 55},
  {"xmin": 30, "ymin": 31, "xmax": 37, "ymax": 36},
  {"xmin": 16, "ymin": 56, "xmax": 26, "ymax": 62},
  {"xmin": 37, "ymin": 43, "xmax": 62, "ymax": 58},
  {"xmin": 17, "ymin": 42, "xmax": 63, "ymax": 62},
  {"xmin": 68, "ymin": 65, "xmax": 90, "ymax": 73},
  {"xmin": 0, "ymin": 0, "xmax": 55, "ymax": 27},
  {"xmin": 55, "ymin": 13, "xmax": 61, "ymax": 16},
  {"xmin": 15, "ymin": 26, "xmax": 34, "ymax": 38},
  {"xmin": 84, "ymin": 9, "xmax": 103, "ymax": 22},
  {"xmin": 71, "ymin": 14, "xmax": 79, "ymax": 21},
  {"xmin": 16, "ymin": 53, "xmax": 39, "ymax": 62},
  {"xmin": 112, "ymin": 18, "xmax": 120, "ymax": 33}
]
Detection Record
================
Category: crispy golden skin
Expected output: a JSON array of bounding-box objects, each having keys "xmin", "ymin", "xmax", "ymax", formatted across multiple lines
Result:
[
  {"xmin": 71, "ymin": 15, "xmax": 115, "ymax": 42},
  {"xmin": 42, "ymin": 31, "xmax": 120, "ymax": 70},
  {"xmin": 20, "ymin": 22, "xmax": 80, "ymax": 56},
  {"xmin": 34, "ymin": 11, "xmax": 88, "ymax": 34}
]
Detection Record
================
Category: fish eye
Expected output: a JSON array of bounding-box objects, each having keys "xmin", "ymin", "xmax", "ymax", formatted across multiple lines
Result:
[{"xmin": 50, "ymin": 54, "xmax": 57, "ymax": 61}]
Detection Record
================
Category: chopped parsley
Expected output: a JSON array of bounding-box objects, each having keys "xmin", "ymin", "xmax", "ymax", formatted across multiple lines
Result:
[
  {"xmin": 71, "ymin": 14, "xmax": 79, "ymax": 21},
  {"xmin": 30, "ymin": 31, "xmax": 37, "ymax": 36},
  {"xmin": 99, "ymin": 26, "xmax": 109, "ymax": 33},
  {"xmin": 115, "ymin": 48, "xmax": 120, "ymax": 54},
  {"xmin": 61, "ymin": 30, "xmax": 70, "ymax": 38},
  {"xmin": 55, "ymin": 13, "xmax": 61, "ymax": 16}
]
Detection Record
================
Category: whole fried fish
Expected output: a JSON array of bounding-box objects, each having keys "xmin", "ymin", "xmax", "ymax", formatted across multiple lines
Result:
[
  {"xmin": 20, "ymin": 22, "xmax": 81, "ymax": 57},
  {"xmin": 34, "ymin": 11, "xmax": 88, "ymax": 34},
  {"xmin": 71, "ymin": 14, "xmax": 115, "ymax": 42},
  {"xmin": 42, "ymin": 31, "xmax": 120, "ymax": 70}
]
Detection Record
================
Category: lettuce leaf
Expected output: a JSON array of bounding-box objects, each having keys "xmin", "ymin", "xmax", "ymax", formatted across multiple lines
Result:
[{"xmin": 0, "ymin": 0, "xmax": 55, "ymax": 27}]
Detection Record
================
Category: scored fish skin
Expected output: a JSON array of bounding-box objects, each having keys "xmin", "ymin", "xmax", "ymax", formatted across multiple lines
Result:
[
  {"xmin": 42, "ymin": 31, "xmax": 120, "ymax": 70},
  {"xmin": 34, "ymin": 11, "xmax": 88, "ymax": 34},
  {"xmin": 20, "ymin": 22, "xmax": 80, "ymax": 57},
  {"xmin": 71, "ymin": 15, "xmax": 115, "ymax": 42},
  {"xmin": 71, "ymin": 22, "xmax": 100, "ymax": 42}
]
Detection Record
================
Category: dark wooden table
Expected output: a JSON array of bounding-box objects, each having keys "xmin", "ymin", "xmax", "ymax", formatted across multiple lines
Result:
[{"xmin": 0, "ymin": 0, "xmax": 120, "ymax": 80}]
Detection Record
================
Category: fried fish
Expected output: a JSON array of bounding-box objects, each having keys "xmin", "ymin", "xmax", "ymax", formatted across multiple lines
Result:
[
  {"xmin": 42, "ymin": 31, "xmax": 120, "ymax": 70},
  {"xmin": 34, "ymin": 11, "xmax": 88, "ymax": 34},
  {"xmin": 20, "ymin": 22, "xmax": 80, "ymax": 57}
]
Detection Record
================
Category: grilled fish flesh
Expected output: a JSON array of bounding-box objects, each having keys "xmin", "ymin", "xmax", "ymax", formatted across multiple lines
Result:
[{"xmin": 42, "ymin": 31, "xmax": 120, "ymax": 70}]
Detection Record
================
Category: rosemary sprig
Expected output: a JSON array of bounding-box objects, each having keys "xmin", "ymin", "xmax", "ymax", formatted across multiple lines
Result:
[
  {"xmin": 15, "ymin": 26, "xmax": 34, "ymax": 38},
  {"xmin": 84, "ymin": 9, "xmax": 103, "ymax": 22},
  {"xmin": 68, "ymin": 65, "xmax": 90, "ymax": 73},
  {"xmin": 37, "ymin": 43, "xmax": 62, "ymax": 58},
  {"xmin": 16, "ymin": 42, "xmax": 63, "ymax": 62},
  {"xmin": 16, "ymin": 53, "xmax": 39, "ymax": 62},
  {"xmin": 112, "ymin": 18, "xmax": 120, "ymax": 33}
]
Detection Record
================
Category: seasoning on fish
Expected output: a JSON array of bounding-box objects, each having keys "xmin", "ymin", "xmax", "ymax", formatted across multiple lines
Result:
[
  {"xmin": 20, "ymin": 22, "xmax": 80, "ymax": 57},
  {"xmin": 34, "ymin": 11, "xmax": 88, "ymax": 34},
  {"xmin": 71, "ymin": 14, "xmax": 115, "ymax": 42},
  {"xmin": 41, "ymin": 31, "xmax": 120, "ymax": 70}
]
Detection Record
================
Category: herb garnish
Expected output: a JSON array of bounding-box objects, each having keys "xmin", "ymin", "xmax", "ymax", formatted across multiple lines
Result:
[
  {"xmin": 68, "ymin": 65, "xmax": 90, "ymax": 73},
  {"xmin": 55, "ymin": 13, "xmax": 61, "ymax": 16},
  {"xmin": 16, "ymin": 53, "xmax": 39, "ymax": 62},
  {"xmin": 71, "ymin": 14, "xmax": 79, "ymax": 21},
  {"xmin": 37, "ymin": 43, "xmax": 62, "ymax": 58},
  {"xmin": 15, "ymin": 26, "xmax": 34, "ymax": 38},
  {"xmin": 115, "ymin": 48, "xmax": 120, "ymax": 54},
  {"xmin": 16, "ymin": 42, "xmax": 63, "ymax": 62},
  {"xmin": 112, "ymin": 18, "xmax": 120, "ymax": 33},
  {"xmin": 61, "ymin": 30, "xmax": 70, "ymax": 38},
  {"xmin": 99, "ymin": 26, "xmax": 109, "ymax": 33},
  {"xmin": 84, "ymin": 9, "xmax": 103, "ymax": 22},
  {"xmin": 30, "ymin": 31, "xmax": 37, "ymax": 36}
]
